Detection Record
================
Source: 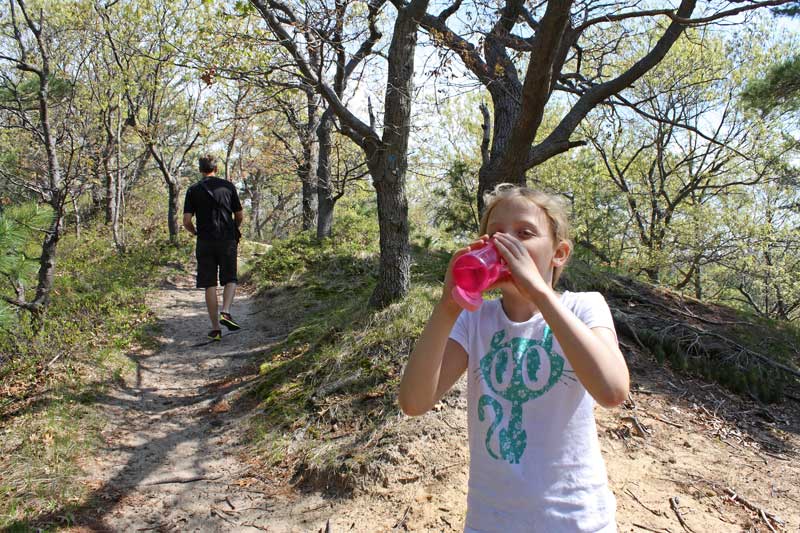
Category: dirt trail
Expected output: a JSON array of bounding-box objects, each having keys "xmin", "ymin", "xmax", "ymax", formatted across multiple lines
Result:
[
  {"xmin": 74, "ymin": 280, "xmax": 335, "ymax": 532},
  {"xmin": 72, "ymin": 278, "xmax": 800, "ymax": 533}
]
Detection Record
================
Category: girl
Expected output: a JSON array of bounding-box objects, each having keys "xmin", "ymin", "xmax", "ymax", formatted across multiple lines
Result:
[{"xmin": 399, "ymin": 184, "xmax": 629, "ymax": 532}]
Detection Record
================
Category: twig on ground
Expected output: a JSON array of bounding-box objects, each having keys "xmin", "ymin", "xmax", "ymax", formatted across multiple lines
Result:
[
  {"xmin": 645, "ymin": 413, "xmax": 684, "ymax": 429},
  {"xmin": 302, "ymin": 502, "xmax": 330, "ymax": 514},
  {"xmin": 625, "ymin": 488, "xmax": 664, "ymax": 516},
  {"xmin": 626, "ymin": 392, "xmax": 638, "ymax": 410},
  {"xmin": 440, "ymin": 416, "xmax": 461, "ymax": 431},
  {"xmin": 47, "ymin": 351, "xmax": 65, "ymax": 367},
  {"xmin": 434, "ymin": 461, "xmax": 465, "ymax": 477},
  {"xmin": 724, "ymin": 488, "xmax": 785, "ymax": 529},
  {"xmin": 669, "ymin": 497, "xmax": 695, "ymax": 533},
  {"xmin": 622, "ymin": 415, "xmax": 651, "ymax": 438},
  {"xmin": 393, "ymin": 505, "xmax": 411, "ymax": 529},
  {"xmin": 211, "ymin": 506, "xmax": 237, "ymax": 517},
  {"xmin": 240, "ymin": 523, "xmax": 269, "ymax": 531},
  {"xmin": 632, "ymin": 523, "xmax": 671, "ymax": 533},
  {"xmin": 761, "ymin": 450, "xmax": 790, "ymax": 462},
  {"xmin": 211, "ymin": 508, "xmax": 239, "ymax": 526},
  {"xmin": 760, "ymin": 509, "xmax": 777, "ymax": 533},
  {"xmin": 143, "ymin": 475, "xmax": 221, "ymax": 486}
]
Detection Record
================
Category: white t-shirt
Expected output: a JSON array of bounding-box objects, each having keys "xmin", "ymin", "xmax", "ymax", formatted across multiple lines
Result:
[{"xmin": 449, "ymin": 291, "xmax": 617, "ymax": 533}]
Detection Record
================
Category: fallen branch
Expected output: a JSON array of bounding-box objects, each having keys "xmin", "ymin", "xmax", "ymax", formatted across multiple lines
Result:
[
  {"xmin": 761, "ymin": 509, "xmax": 777, "ymax": 533},
  {"xmin": 626, "ymin": 488, "xmax": 663, "ymax": 516},
  {"xmin": 677, "ymin": 323, "xmax": 800, "ymax": 380},
  {"xmin": 143, "ymin": 475, "xmax": 221, "ymax": 486},
  {"xmin": 632, "ymin": 523, "xmax": 671, "ymax": 533},
  {"xmin": 393, "ymin": 505, "xmax": 411, "ymax": 530},
  {"xmin": 669, "ymin": 497, "xmax": 695, "ymax": 533},
  {"xmin": 622, "ymin": 415, "xmax": 651, "ymax": 438},
  {"xmin": 241, "ymin": 523, "xmax": 269, "ymax": 531},
  {"xmin": 724, "ymin": 488, "xmax": 784, "ymax": 529}
]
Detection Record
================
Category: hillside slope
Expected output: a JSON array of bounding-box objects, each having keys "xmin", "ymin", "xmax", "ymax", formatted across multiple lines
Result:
[
  {"xmin": 248, "ymin": 302, "xmax": 799, "ymax": 533},
  {"xmin": 243, "ymin": 240, "xmax": 800, "ymax": 532}
]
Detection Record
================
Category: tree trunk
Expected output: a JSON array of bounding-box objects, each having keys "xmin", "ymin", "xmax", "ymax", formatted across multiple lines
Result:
[
  {"xmin": 301, "ymin": 176, "xmax": 317, "ymax": 231},
  {"xmin": 477, "ymin": 83, "xmax": 525, "ymax": 211},
  {"xmin": 167, "ymin": 180, "xmax": 180, "ymax": 243},
  {"xmin": 250, "ymin": 171, "xmax": 263, "ymax": 240},
  {"xmin": 71, "ymin": 194, "xmax": 81, "ymax": 239},
  {"xmin": 149, "ymin": 145, "xmax": 181, "ymax": 244},
  {"xmin": 369, "ymin": 157, "xmax": 411, "ymax": 308},
  {"xmin": 105, "ymin": 170, "xmax": 116, "ymax": 224},
  {"xmin": 694, "ymin": 264, "xmax": 702, "ymax": 300},
  {"xmin": 31, "ymin": 206, "xmax": 63, "ymax": 323},
  {"xmin": 301, "ymin": 93, "xmax": 320, "ymax": 231},
  {"xmin": 112, "ymin": 102, "xmax": 126, "ymax": 251},
  {"xmin": 316, "ymin": 113, "xmax": 335, "ymax": 238},
  {"xmin": 365, "ymin": 0, "xmax": 426, "ymax": 307}
]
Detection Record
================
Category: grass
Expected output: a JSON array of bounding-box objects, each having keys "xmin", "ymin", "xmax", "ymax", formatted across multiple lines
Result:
[
  {"xmin": 244, "ymin": 218, "xmax": 458, "ymax": 491},
  {"xmin": 0, "ymin": 186, "xmax": 193, "ymax": 528}
]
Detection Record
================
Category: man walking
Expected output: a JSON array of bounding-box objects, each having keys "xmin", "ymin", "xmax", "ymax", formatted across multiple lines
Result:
[{"xmin": 183, "ymin": 155, "xmax": 244, "ymax": 340}]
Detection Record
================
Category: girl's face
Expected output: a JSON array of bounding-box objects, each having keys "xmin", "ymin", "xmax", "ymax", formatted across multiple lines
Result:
[{"xmin": 485, "ymin": 197, "xmax": 568, "ymax": 288}]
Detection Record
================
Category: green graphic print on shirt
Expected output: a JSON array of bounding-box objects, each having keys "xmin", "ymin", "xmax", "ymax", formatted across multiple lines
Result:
[{"xmin": 477, "ymin": 326, "xmax": 565, "ymax": 464}]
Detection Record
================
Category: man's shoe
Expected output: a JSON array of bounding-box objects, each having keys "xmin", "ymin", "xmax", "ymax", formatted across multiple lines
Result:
[
  {"xmin": 208, "ymin": 329, "xmax": 222, "ymax": 341},
  {"xmin": 219, "ymin": 312, "xmax": 241, "ymax": 331}
]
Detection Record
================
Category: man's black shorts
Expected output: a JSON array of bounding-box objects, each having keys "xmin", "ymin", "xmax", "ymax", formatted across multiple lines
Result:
[{"xmin": 196, "ymin": 239, "xmax": 238, "ymax": 288}]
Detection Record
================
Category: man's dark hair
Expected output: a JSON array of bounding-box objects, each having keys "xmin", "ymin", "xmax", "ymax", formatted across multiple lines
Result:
[{"xmin": 199, "ymin": 155, "xmax": 217, "ymax": 174}]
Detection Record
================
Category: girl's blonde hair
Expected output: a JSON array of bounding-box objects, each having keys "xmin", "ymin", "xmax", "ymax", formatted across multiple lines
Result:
[{"xmin": 479, "ymin": 184, "xmax": 572, "ymax": 287}]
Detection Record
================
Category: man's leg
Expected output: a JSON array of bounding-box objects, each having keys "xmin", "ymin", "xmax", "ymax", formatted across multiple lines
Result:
[
  {"xmin": 218, "ymin": 240, "xmax": 240, "ymax": 330},
  {"xmin": 196, "ymin": 239, "xmax": 221, "ymax": 338},
  {"xmin": 221, "ymin": 282, "xmax": 236, "ymax": 314},
  {"xmin": 206, "ymin": 286, "xmax": 221, "ymax": 330}
]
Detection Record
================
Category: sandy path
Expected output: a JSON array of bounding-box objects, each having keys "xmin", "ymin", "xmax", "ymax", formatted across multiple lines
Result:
[{"xmin": 74, "ymin": 282, "xmax": 323, "ymax": 532}]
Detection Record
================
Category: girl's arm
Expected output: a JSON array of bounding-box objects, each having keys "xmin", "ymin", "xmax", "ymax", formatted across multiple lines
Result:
[
  {"xmin": 532, "ymin": 290, "xmax": 629, "ymax": 407},
  {"xmin": 398, "ymin": 238, "xmax": 487, "ymax": 416},
  {"xmin": 398, "ymin": 305, "xmax": 467, "ymax": 416},
  {"xmin": 494, "ymin": 233, "xmax": 629, "ymax": 407}
]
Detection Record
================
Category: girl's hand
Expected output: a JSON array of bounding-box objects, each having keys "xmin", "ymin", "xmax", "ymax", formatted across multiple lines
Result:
[
  {"xmin": 440, "ymin": 235, "xmax": 490, "ymax": 311},
  {"xmin": 492, "ymin": 232, "xmax": 551, "ymax": 301}
]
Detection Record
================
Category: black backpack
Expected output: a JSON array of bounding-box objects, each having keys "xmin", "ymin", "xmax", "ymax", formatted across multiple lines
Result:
[{"xmin": 199, "ymin": 181, "xmax": 241, "ymax": 242}]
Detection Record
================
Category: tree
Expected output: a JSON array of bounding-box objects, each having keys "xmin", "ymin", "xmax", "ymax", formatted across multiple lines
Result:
[
  {"xmin": 251, "ymin": 0, "xmax": 424, "ymax": 307},
  {"xmin": 743, "ymin": 2, "xmax": 800, "ymax": 111},
  {"xmin": 721, "ymin": 173, "xmax": 800, "ymax": 320},
  {"xmin": 0, "ymin": 202, "xmax": 50, "ymax": 329},
  {"xmin": 0, "ymin": 0, "xmax": 86, "ymax": 320},
  {"xmin": 432, "ymin": 160, "xmax": 479, "ymax": 239},
  {"xmin": 98, "ymin": 0, "xmax": 207, "ymax": 244},
  {"xmin": 416, "ymin": 0, "xmax": 792, "ymax": 210}
]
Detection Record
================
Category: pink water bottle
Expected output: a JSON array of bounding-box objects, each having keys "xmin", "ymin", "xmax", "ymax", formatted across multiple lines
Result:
[{"xmin": 451, "ymin": 241, "xmax": 508, "ymax": 311}]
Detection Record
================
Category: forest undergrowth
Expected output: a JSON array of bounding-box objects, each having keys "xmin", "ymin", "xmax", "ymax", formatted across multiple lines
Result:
[{"xmin": 0, "ymin": 192, "xmax": 193, "ymax": 527}]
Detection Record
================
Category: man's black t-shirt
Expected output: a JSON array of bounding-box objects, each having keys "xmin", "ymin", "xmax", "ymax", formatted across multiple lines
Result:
[{"xmin": 183, "ymin": 176, "xmax": 243, "ymax": 241}]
